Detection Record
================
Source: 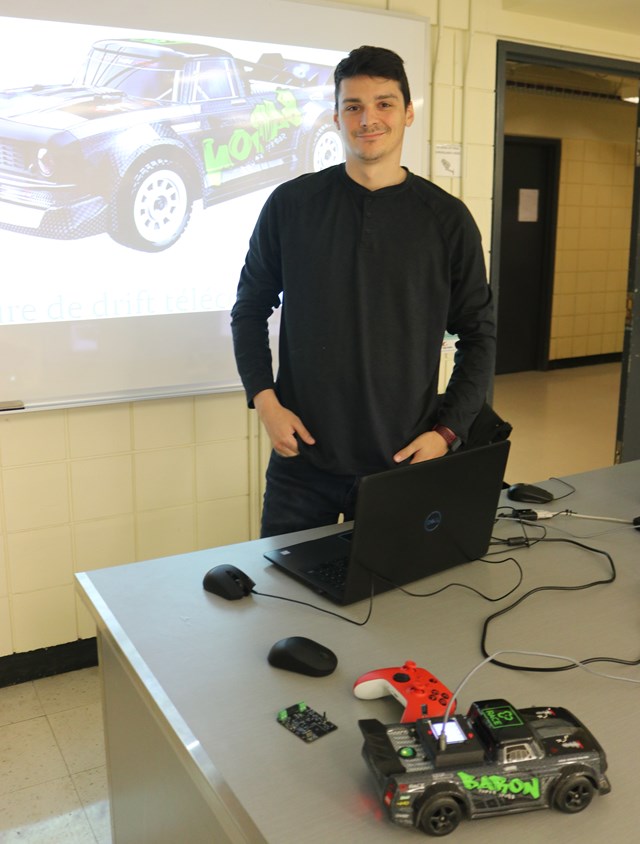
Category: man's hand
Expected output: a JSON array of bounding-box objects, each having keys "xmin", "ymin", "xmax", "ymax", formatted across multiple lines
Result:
[
  {"xmin": 253, "ymin": 389, "xmax": 316, "ymax": 457},
  {"xmin": 393, "ymin": 430, "xmax": 449, "ymax": 465}
]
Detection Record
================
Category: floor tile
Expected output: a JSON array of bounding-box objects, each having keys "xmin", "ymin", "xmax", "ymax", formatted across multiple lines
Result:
[
  {"xmin": 0, "ymin": 775, "xmax": 97, "ymax": 843},
  {"xmin": 47, "ymin": 702, "xmax": 106, "ymax": 775},
  {"xmin": 0, "ymin": 717, "xmax": 68, "ymax": 796},
  {"xmin": 493, "ymin": 362, "xmax": 620, "ymax": 483},
  {"xmin": 73, "ymin": 766, "xmax": 112, "ymax": 844},
  {"xmin": 0, "ymin": 681, "xmax": 45, "ymax": 727},
  {"xmin": 34, "ymin": 667, "xmax": 101, "ymax": 715}
]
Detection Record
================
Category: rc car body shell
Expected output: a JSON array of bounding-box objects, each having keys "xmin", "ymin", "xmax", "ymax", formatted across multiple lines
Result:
[
  {"xmin": 0, "ymin": 39, "xmax": 341, "ymax": 250},
  {"xmin": 359, "ymin": 699, "xmax": 610, "ymax": 836}
]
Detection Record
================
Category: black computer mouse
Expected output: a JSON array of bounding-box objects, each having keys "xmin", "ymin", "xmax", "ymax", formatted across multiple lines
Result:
[
  {"xmin": 202, "ymin": 564, "xmax": 255, "ymax": 600},
  {"xmin": 268, "ymin": 636, "xmax": 338, "ymax": 677},
  {"xmin": 507, "ymin": 483, "xmax": 554, "ymax": 504}
]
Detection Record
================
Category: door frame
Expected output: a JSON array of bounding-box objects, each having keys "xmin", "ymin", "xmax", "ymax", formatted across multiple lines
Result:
[{"xmin": 491, "ymin": 41, "xmax": 640, "ymax": 462}]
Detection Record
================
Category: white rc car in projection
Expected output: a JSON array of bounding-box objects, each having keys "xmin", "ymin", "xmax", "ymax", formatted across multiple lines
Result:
[{"xmin": 0, "ymin": 38, "xmax": 342, "ymax": 251}]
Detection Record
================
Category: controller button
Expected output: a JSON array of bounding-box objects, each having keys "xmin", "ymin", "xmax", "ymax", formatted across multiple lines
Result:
[
  {"xmin": 393, "ymin": 672, "xmax": 411, "ymax": 683},
  {"xmin": 398, "ymin": 746, "xmax": 416, "ymax": 758}
]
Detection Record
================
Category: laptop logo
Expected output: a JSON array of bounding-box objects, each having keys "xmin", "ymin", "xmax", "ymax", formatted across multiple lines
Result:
[{"xmin": 424, "ymin": 511, "xmax": 442, "ymax": 532}]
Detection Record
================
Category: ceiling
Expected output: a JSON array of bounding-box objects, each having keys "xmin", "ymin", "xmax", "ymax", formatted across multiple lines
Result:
[
  {"xmin": 502, "ymin": 0, "xmax": 640, "ymax": 36},
  {"xmin": 506, "ymin": 62, "xmax": 640, "ymax": 103}
]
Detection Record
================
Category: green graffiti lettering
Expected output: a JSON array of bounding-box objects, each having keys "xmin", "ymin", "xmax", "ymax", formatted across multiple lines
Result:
[
  {"xmin": 515, "ymin": 778, "xmax": 540, "ymax": 799},
  {"xmin": 251, "ymin": 100, "xmax": 283, "ymax": 142},
  {"xmin": 228, "ymin": 129, "xmax": 258, "ymax": 162},
  {"xmin": 202, "ymin": 138, "xmax": 232, "ymax": 181},
  {"xmin": 202, "ymin": 91, "xmax": 303, "ymax": 180},
  {"xmin": 457, "ymin": 772, "xmax": 540, "ymax": 800},
  {"xmin": 276, "ymin": 88, "xmax": 303, "ymax": 126},
  {"xmin": 457, "ymin": 771, "xmax": 479, "ymax": 790}
]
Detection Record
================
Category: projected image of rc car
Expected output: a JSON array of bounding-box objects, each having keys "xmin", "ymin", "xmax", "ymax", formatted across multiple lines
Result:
[
  {"xmin": 0, "ymin": 38, "xmax": 342, "ymax": 251},
  {"xmin": 359, "ymin": 698, "xmax": 610, "ymax": 837}
]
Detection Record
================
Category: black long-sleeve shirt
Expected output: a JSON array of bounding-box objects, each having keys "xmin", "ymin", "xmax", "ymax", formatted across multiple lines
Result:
[{"xmin": 231, "ymin": 164, "xmax": 495, "ymax": 476}]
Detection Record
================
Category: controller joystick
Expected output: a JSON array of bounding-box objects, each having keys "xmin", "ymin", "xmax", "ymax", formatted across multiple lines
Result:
[{"xmin": 353, "ymin": 660, "xmax": 455, "ymax": 723}]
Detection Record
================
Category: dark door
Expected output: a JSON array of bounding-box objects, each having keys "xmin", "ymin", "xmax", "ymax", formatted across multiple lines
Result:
[{"xmin": 496, "ymin": 137, "xmax": 559, "ymax": 374}]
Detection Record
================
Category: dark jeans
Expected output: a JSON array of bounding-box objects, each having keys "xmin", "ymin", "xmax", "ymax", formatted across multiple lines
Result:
[{"xmin": 260, "ymin": 451, "xmax": 360, "ymax": 538}]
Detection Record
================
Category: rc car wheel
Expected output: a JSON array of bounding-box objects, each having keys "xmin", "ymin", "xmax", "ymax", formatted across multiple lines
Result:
[
  {"xmin": 111, "ymin": 158, "xmax": 193, "ymax": 252},
  {"xmin": 307, "ymin": 122, "xmax": 344, "ymax": 171},
  {"xmin": 553, "ymin": 775, "xmax": 595, "ymax": 813},
  {"xmin": 416, "ymin": 795, "xmax": 462, "ymax": 837}
]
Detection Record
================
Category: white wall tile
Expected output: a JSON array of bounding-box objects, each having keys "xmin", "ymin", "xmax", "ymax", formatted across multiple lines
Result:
[
  {"xmin": 196, "ymin": 440, "xmax": 249, "ymax": 501},
  {"xmin": 197, "ymin": 497, "xmax": 252, "ymax": 549},
  {"xmin": 462, "ymin": 144, "xmax": 494, "ymax": 197},
  {"xmin": 76, "ymin": 595, "xmax": 97, "ymax": 640},
  {"xmin": 132, "ymin": 398, "xmax": 194, "ymax": 450},
  {"xmin": 7, "ymin": 526, "xmax": 73, "ymax": 593},
  {"xmin": 0, "ymin": 596, "xmax": 12, "ymax": 655},
  {"xmin": 68, "ymin": 404, "xmax": 131, "ymax": 458},
  {"xmin": 0, "ymin": 412, "xmax": 66, "ymax": 467},
  {"xmin": 3, "ymin": 464, "xmax": 70, "ymax": 532},
  {"xmin": 73, "ymin": 515, "xmax": 136, "ymax": 572},
  {"xmin": 0, "ymin": 539, "xmax": 6, "ymax": 599},
  {"xmin": 134, "ymin": 447, "xmax": 195, "ymax": 511},
  {"xmin": 12, "ymin": 585, "xmax": 77, "ymax": 651},
  {"xmin": 136, "ymin": 506, "xmax": 196, "ymax": 560},
  {"xmin": 195, "ymin": 392, "xmax": 249, "ymax": 442},
  {"xmin": 70, "ymin": 455, "xmax": 133, "ymax": 522}
]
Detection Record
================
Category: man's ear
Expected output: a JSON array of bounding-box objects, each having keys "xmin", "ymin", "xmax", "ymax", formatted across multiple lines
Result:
[
  {"xmin": 333, "ymin": 110, "xmax": 340, "ymax": 130},
  {"xmin": 405, "ymin": 101, "xmax": 415, "ymax": 127}
]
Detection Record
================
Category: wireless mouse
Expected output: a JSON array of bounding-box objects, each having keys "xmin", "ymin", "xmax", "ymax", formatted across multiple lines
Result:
[
  {"xmin": 268, "ymin": 636, "xmax": 338, "ymax": 677},
  {"xmin": 507, "ymin": 483, "xmax": 554, "ymax": 504},
  {"xmin": 202, "ymin": 564, "xmax": 255, "ymax": 600}
]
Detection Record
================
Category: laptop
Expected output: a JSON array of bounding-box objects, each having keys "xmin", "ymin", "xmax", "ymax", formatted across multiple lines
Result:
[{"xmin": 263, "ymin": 439, "xmax": 510, "ymax": 605}]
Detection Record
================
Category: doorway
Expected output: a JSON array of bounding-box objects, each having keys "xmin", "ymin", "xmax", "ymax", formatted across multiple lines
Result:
[
  {"xmin": 491, "ymin": 41, "xmax": 640, "ymax": 462},
  {"xmin": 496, "ymin": 137, "xmax": 559, "ymax": 374}
]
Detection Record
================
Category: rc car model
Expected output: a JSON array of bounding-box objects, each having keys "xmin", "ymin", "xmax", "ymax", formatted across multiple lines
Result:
[
  {"xmin": 0, "ymin": 38, "xmax": 341, "ymax": 251},
  {"xmin": 359, "ymin": 698, "xmax": 610, "ymax": 836}
]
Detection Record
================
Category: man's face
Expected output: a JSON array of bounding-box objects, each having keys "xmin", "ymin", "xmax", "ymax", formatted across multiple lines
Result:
[{"xmin": 333, "ymin": 75, "xmax": 414, "ymax": 165}]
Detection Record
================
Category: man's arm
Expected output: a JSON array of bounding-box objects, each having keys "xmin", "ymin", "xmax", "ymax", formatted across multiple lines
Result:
[
  {"xmin": 230, "ymin": 194, "xmax": 283, "ymax": 406},
  {"xmin": 231, "ymin": 191, "xmax": 315, "ymax": 455},
  {"xmin": 253, "ymin": 389, "xmax": 315, "ymax": 457},
  {"xmin": 434, "ymin": 203, "xmax": 496, "ymax": 443},
  {"xmin": 393, "ymin": 430, "xmax": 448, "ymax": 464}
]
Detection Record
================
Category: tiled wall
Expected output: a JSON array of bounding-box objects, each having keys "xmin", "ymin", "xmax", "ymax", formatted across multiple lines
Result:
[
  {"xmin": 553, "ymin": 138, "xmax": 632, "ymax": 359},
  {"xmin": 0, "ymin": 392, "xmax": 259, "ymax": 655},
  {"xmin": 504, "ymin": 88, "xmax": 634, "ymax": 362}
]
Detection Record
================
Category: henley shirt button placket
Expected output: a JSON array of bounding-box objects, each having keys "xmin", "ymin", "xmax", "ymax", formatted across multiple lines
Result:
[{"xmin": 362, "ymin": 198, "xmax": 374, "ymax": 247}]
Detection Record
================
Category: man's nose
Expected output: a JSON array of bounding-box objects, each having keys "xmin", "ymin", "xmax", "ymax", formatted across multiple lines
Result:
[{"xmin": 360, "ymin": 106, "xmax": 376, "ymax": 126}]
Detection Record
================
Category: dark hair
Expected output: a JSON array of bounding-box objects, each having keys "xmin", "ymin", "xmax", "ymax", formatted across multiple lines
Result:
[{"xmin": 334, "ymin": 46, "xmax": 411, "ymax": 109}]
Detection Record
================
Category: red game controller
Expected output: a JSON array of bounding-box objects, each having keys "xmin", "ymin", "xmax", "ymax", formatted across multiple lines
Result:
[{"xmin": 353, "ymin": 660, "xmax": 455, "ymax": 723}]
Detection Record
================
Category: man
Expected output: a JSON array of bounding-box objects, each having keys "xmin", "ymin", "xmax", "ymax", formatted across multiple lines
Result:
[{"xmin": 231, "ymin": 46, "xmax": 495, "ymax": 537}]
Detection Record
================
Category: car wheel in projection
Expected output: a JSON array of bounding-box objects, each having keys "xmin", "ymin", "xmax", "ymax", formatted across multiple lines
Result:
[
  {"xmin": 111, "ymin": 158, "xmax": 193, "ymax": 251},
  {"xmin": 307, "ymin": 122, "xmax": 344, "ymax": 171}
]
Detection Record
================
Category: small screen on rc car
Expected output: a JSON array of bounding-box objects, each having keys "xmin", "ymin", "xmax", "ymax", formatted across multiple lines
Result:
[{"xmin": 430, "ymin": 719, "xmax": 467, "ymax": 744}]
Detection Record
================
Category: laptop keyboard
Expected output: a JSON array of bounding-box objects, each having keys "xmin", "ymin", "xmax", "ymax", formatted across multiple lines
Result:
[{"xmin": 307, "ymin": 557, "xmax": 349, "ymax": 589}]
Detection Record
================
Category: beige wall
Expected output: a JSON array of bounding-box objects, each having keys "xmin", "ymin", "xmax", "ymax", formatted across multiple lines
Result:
[
  {"xmin": 2, "ymin": 0, "xmax": 640, "ymax": 657},
  {"xmin": 505, "ymin": 90, "xmax": 635, "ymax": 360}
]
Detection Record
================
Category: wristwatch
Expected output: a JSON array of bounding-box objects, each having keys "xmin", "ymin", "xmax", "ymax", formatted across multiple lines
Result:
[{"xmin": 432, "ymin": 424, "xmax": 462, "ymax": 452}]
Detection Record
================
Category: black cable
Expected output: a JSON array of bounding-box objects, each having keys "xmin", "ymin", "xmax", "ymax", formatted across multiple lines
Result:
[
  {"xmin": 251, "ymin": 584, "xmax": 375, "ymax": 626},
  {"xmin": 367, "ymin": 555, "xmax": 524, "ymax": 602},
  {"xmin": 480, "ymin": 537, "xmax": 640, "ymax": 671},
  {"xmin": 548, "ymin": 477, "xmax": 577, "ymax": 500}
]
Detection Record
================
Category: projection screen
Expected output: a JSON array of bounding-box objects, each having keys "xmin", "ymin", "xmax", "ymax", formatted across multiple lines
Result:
[{"xmin": 0, "ymin": 0, "xmax": 430, "ymax": 409}]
